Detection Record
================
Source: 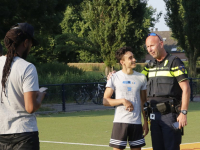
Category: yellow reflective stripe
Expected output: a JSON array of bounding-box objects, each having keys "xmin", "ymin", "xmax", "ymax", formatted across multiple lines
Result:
[
  {"xmin": 171, "ymin": 66, "xmax": 179, "ymax": 70},
  {"xmin": 144, "ymin": 67, "xmax": 149, "ymax": 71},
  {"xmin": 149, "ymin": 67, "xmax": 169, "ymax": 71},
  {"xmin": 164, "ymin": 60, "xmax": 169, "ymax": 66},
  {"xmin": 141, "ymin": 70, "xmax": 148, "ymax": 76},
  {"xmin": 149, "ymin": 68, "xmax": 157, "ymax": 71},
  {"xmin": 178, "ymin": 78, "xmax": 189, "ymax": 83},
  {"xmin": 149, "ymin": 72, "xmax": 156, "ymax": 77},
  {"xmin": 185, "ymin": 69, "xmax": 188, "ymax": 74},
  {"xmin": 148, "ymin": 71, "xmax": 173, "ymax": 77},
  {"xmin": 173, "ymin": 70, "xmax": 185, "ymax": 77},
  {"xmin": 170, "ymin": 71, "xmax": 174, "ymax": 76},
  {"xmin": 171, "ymin": 66, "xmax": 188, "ymax": 74},
  {"xmin": 156, "ymin": 71, "xmax": 173, "ymax": 77}
]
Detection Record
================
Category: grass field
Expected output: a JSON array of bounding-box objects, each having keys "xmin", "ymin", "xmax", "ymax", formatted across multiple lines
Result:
[{"xmin": 37, "ymin": 102, "xmax": 200, "ymax": 150}]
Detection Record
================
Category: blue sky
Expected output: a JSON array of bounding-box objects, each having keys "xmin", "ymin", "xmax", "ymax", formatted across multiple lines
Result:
[{"xmin": 147, "ymin": 0, "xmax": 170, "ymax": 31}]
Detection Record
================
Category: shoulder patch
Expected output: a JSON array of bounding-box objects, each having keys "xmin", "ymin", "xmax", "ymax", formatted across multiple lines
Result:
[{"xmin": 179, "ymin": 65, "xmax": 186, "ymax": 73}]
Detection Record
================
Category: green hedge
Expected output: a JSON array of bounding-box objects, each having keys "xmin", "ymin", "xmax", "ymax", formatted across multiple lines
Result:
[
  {"xmin": 35, "ymin": 62, "xmax": 85, "ymax": 84},
  {"xmin": 68, "ymin": 63, "xmax": 147, "ymax": 73},
  {"xmin": 35, "ymin": 62, "xmax": 108, "ymax": 84},
  {"xmin": 34, "ymin": 61, "xmax": 200, "ymax": 85},
  {"xmin": 34, "ymin": 62, "xmax": 148, "ymax": 84}
]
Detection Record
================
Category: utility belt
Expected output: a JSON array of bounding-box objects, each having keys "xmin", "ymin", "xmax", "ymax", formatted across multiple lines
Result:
[{"xmin": 144, "ymin": 99, "xmax": 181, "ymax": 118}]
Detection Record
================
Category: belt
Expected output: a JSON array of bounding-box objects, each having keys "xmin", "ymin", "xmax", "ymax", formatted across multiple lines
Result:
[
  {"xmin": 151, "ymin": 107, "xmax": 159, "ymax": 112},
  {"xmin": 150, "ymin": 101, "xmax": 176, "ymax": 115}
]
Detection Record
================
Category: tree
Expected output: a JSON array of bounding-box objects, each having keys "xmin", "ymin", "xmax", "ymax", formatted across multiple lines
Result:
[
  {"xmin": 58, "ymin": 4, "xmax": 102, "ymax": 63},
  {"xmin": 0, "ymin": 0, "xmax": 83, "ymax": 63},
  {"xmin": 60, "ymin": 5, "xmax": 83, "ymax": 35},
  {"xmin": 164, "ymin": 0, "xmax": 200, "ymax": 77},
  {"xmin": 77, "ymin": 0, "xmax": 158, "ymax": 75},
  {"xmin": 54, "ymin": 33, "xmax": 99, "ymax": 63},
  {"xmin": 0, "ymin": 0, "xmax": 68, "ymax": 37}
]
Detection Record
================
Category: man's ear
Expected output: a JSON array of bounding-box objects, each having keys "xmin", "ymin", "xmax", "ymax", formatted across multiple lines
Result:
[
  {"xmin": 160, "ymin": 41, "xmax": 164, "ymax": 48},
  {"xmin": 23, "ymin": 39, "xmax": 29, "ymax": 48},
  {"xmin": 120, "ymin": 60, "xmax": 124, "ymax": 66}
]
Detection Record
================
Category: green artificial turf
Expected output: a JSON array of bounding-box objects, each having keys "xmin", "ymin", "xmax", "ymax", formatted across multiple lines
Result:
[{"xmin": 37, "ymin": 101, "xmax": 200, "ymax": 150}]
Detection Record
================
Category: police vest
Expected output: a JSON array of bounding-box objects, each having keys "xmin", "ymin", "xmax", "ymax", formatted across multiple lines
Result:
[{"xmin": 146, "ymin": 55, "xmax": 182, "ymax": 100}]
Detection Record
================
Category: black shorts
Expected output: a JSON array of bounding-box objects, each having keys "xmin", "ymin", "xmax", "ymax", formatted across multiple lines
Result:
[
  {"xmin": 109, "ymin": 123, "xmax": 145, "ymax": 149},
  {"xmin": 0, "ymin": 131, "xmax": 39, "ymax": 150}
]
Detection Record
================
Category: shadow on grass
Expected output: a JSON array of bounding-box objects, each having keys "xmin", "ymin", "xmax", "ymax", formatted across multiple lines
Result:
[{"xmin": 37, "ymin": 101, "xmax": 200, "ymax": 118}]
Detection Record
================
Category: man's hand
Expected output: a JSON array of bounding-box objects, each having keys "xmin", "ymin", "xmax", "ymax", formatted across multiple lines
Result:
[
  {"xmin": 143, "ymin": 120, "xmax": 149, "ymax": 137},
  {"xmin": 107, "ymin": 71, "xmax": 116, "ymax": 80},
  {"xmin": 123, "ymin": 99, "xmax": 134, "ymax": 112},
  {"xmin": 36, "ymin": 91, "xmax": 46, "ymax": 102},
  {"xmin": 177, "ymin": 113, "xmax": 187, "ymax": 129},
  {"xmin": 24, "ymin": 91, "xmax": 46, "ymax": 114}
]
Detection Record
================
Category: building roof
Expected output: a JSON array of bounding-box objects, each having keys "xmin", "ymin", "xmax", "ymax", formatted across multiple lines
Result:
[
  {"xmin": 142, "ymin": 29, "xmax": 187, "ymax": 63},
  {"xmin": 153, "ymin": 30, "xmax": 177, "ymax": 52}
]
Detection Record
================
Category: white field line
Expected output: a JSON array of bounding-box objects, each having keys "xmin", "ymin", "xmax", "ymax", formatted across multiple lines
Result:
[
  {"xmin": 181, "ymin": 142, "xmax": 200, "ymax": 145},
  {"xmin": 40, "ymin": 140, "xmax": 151, "ymax": 149},
  {"xmin": 40, "ymin": 140, "xmax": 200, "ymax": 149},
  {"xmin": 40, "ymin": 141, "xmax": 109, "ymax": 147}
]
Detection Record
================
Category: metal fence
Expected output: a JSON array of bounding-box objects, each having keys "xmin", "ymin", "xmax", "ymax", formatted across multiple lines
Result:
[
  {"xmin": 189, "ymin": 78, "xmax": 200, "ymax": 102},
  {"xmin": 39, "ymin": 82, "xmax": 107, "ymax": 112},
  {"xmin": 39, "ymin": 78, "xmax": 200, "ymax": 112}
]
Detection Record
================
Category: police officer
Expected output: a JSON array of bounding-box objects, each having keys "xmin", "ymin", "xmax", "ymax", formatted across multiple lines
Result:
[{"xmin": 142, "ymin": 33, "xmax": 190, "ymax": 150}]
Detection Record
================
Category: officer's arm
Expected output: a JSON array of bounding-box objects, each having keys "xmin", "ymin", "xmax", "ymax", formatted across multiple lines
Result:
[
  {"xmin": 179, "ymin": 80, "xmax": 190, "ymax": 111},
  {"xmin": 140, "ymin": 90, "xmax": 148, "ymax": 120},
  {"xmin": 140, "ymin": 90, "xmax": 149, "ymax": 137},
  {"xmin": 140, "ymin": 90, "xmax": 147, "ymax": 104},
  {"xmin": 177, "ymin": 79, "xmax": 190, "ymax": 128},
  {"xmin": 107, "ymin": 71, "xmax": 116, "ymax": 81}
]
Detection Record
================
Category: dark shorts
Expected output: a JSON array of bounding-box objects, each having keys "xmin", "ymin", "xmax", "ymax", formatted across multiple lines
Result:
[
  {"xmin": 150, "ymin": 112, "xmax": 182, "ymax": 150},
  {"xmin": 0, "ymin": 131, "xmax": 39, "ymax": 150},
  {"xmin": 109, "ymin": 123, "xmax": 146, "ymax": 149}
]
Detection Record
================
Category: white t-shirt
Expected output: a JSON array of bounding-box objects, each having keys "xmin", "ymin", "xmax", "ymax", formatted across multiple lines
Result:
[
  {"xmin": 106, "ymin": 70, "xmax": 147, "ymax": 124},
  {"xmin": 0, "ymin": 56, "xmax": 39, "ymax": 134}
]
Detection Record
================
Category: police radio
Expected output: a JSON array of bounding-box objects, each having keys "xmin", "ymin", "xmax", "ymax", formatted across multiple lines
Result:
[{"xmin": 148, "ymin": 61, "xmax": 156, "ymax": 68}]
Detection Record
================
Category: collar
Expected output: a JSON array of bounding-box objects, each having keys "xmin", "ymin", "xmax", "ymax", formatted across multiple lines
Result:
[{"xmin": 156, "ymin": 53, "xmax": 170, "ymax": 65}]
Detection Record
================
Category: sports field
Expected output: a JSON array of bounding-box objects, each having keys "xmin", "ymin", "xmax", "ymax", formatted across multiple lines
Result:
[{"xmin": 37, "ymin": 102, "xmax": 200, "ymax": 150}]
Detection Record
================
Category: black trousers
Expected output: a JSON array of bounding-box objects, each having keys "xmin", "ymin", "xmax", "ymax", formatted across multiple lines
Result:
[
  {"xmin": 150, "ymin": 112, "xmax": 181, "ymax": 150},
  {"xmin": 0, "ymin": 131, "xmax": 39, "ymax": 150}
]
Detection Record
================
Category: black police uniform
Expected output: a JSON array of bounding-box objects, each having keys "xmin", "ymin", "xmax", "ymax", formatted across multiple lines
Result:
[{"xmin": 141, "ymin": 53, "xmax": 188, "ymax": 150}]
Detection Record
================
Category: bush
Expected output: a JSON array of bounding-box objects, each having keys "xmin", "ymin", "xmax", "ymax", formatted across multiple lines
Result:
[
  {"xmin": 68, "ymin": 63, "xmax": 147, "ymax": 73},
  {"xmin": 37, "ymin": 62, "xmax": 84, "ymax": 76},
  {"xmin": 36, "ymin": 63, "xmax": 107, "ymax": 84},
  {"xmin": 67, "ymin": 63, "xmax": 106, "ymax": 71},
  {"xmin": 30, "ymin": 61, "xmax": 148, "ymax": 84},
  {"xmin": 34, "ymin": 62, "xmax": 86, "ymax": 84}
]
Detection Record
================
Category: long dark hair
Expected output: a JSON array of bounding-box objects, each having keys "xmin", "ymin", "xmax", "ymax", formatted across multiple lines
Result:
[{"xmin": 1, "ymin": 29, "xmax": 30, "ymax": 102}]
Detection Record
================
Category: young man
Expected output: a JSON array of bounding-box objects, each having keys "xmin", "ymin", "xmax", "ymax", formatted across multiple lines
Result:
[
  {"xmin": 103, "ymin": 47, "xmax": 148, "ymax": 150},
  {"xmin": 0, "ymin": 23, "xmax": 45, "ymax": 150}
]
